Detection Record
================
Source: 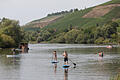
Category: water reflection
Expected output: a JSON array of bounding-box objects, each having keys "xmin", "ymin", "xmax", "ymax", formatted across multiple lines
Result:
[
  {"xmin": 0, "ymin": 49, "xmax": 21, "ymax": 80},
  {"xmin": 64, "ymin": 69, "xmax": 68, "ymax": 80},
  {"xmin": 8, "ymin": 57, "xmax": 20, "ymax": 65},
  {"xmin": 53, "ymin": 64, "xmax": 57, "ymax": 74},
  {"xmin": 98, "ymin": 56, "xmax": 103, "ymax": 62},
  {"xmin": 5, "ymin": 55, "xmax": 21, "ymax": 65}
]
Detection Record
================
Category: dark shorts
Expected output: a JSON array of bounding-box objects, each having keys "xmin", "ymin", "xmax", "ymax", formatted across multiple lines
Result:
[{"xmin": 64, "ymin": 57, "xmax": 68, "ymax": 62}]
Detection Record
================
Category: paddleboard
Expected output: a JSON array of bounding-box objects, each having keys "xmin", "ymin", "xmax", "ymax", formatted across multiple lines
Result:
[
  {"xmin": 63, "ymin": 65, "xmax": 70, "ymax": 68},
  {"xmin": 6, "ymin": 55, "xmax": 20, "ymax": 58},
  {"xmin": 51, "ymin": 61, "xmax": 59, "ymax": 64},
  {"xmin": 15, "ymin": 49, "xmax": 22, "ymax": 51}
]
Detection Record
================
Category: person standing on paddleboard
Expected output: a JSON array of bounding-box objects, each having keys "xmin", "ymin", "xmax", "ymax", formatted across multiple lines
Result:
[
  {"xmin": 53, "ymin": 51, "xmax": 57, "ymax": 61},
  {"xmin": 63, "ymin": 51, "xmax": 68, "ymax": 65}
]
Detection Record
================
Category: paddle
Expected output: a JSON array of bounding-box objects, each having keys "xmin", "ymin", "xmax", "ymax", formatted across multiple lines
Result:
[{"xmin": 68, "ymin": 58, "xmax": 76, "ymax": 68}]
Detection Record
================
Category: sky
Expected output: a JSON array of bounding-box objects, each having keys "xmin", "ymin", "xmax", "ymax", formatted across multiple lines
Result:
[{"xmin": 0, "ymin": 0, "xmax": 111, "ymax": 25}]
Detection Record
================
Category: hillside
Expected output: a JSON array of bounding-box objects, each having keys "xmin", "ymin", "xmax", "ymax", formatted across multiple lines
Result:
[
  {"xmin": 83, "ymin": 4, "xmax": 120, "ymax": 18},
  {"xmin": 23, "ymin": 14, "xmax": 64, "ymax": 31},
  {"xmin": 44, "ymin": 0, "xmax": 120, "ymax": 32},
  {"xmin": 24, "ymin": 0, "xmax": 120, "ymax": 44},
  {"xmin": 24, "ymin": 0, "xmax": 120, "ymax": 32}
]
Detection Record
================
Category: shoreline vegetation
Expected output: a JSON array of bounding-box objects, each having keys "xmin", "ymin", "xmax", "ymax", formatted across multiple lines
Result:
[
  {"xmin": 25, "ymin": 21, "xmax": 120, "ymax": 45},
  {"xmin": 0, "ymin": 18, "xmax": 27, "ymax": 48}
]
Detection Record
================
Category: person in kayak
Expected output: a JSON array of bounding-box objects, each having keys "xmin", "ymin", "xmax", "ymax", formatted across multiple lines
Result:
[
  {"xmin": 63, "ymin": 51, "xmax": 68, "ymax": 65},
  {"xmin": 53, "ymin": 51, "xmax": 57, "ymax": 61}
]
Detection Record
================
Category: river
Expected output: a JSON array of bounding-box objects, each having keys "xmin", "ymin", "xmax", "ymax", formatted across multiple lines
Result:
[{"xmin": 0, "ymin": 44, "xmax": 120, "ymax": 80}]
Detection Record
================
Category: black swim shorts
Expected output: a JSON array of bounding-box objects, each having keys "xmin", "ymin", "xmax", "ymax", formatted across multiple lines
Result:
[{"xmin": 64, "ymin": 57, "xmax": 68, "ymax": 62}]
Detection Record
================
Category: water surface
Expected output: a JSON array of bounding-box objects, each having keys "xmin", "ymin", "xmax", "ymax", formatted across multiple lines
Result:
[{"xmin": 0, "ymin": 44, "xmax": 120, "ymax": 80}]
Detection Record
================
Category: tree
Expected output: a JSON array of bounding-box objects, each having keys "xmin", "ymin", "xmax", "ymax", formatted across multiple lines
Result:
[
  {"xmin": 0, "ymin": 18, "xmax": 24, "ymax": 47},
  {"xmin": 69, "ymin": 9, "xmax": 73, "ymax": 13},
  {"xmin": 64, "ymin": 29, "xmax": 80, "ymax": 43},
  {"xmin": 0, "ymin": 34, "xmax": 15, "ymax": 48},
  {"xmin": 102, "ymin": 22, "xmax": 118, "ymax": 38},
  {"xmin": 41, "ymin": 30, "xmax": 51, "ymax": 41},
  {"xmin": 1, "ymin": 20, "xmax": 22, "ymax": 45},
  {"xmin": 51, "ymin": 32, "xmax": 66, "ymax": 43},
  {"xmin": 95, "ymin": 37, "xmax": 104, "ymax": 44},
  {"xmin": 37, "ymin": 37, "xmax": 43, "ymax": 43},
  {"xmin": 76, "ymin": 33, "xmax": 84, "ymax": 43},
  {"xmin": 74, "ymin": 8, "xmax": 79, "ymax": 12}
]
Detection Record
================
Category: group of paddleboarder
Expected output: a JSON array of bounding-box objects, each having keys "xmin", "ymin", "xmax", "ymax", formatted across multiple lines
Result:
[
  {"xmin": 53, "ymin": 51, "xmax": 68, "ymax": 65},
  {"xmin": 53, "ymin": 50, "xmax": 104, "ymax": 65}
]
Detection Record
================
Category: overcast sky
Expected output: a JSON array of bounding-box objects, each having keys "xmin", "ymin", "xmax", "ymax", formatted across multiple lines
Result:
[{"xmin": 0, "ymin": 0, "xmax": 111, "ymax": 25}]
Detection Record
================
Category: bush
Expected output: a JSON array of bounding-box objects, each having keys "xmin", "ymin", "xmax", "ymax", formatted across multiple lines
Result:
[
  {"xmin": 0, "ymin": 34, "xmax": 15, "ymax": 48},
  {"xmin": 95, "ymin": 37, "xmax": 104, "ymax": 44},
  {"xmin": 64, "ymin": 29, "xmax": 80, "ymax": 43}
]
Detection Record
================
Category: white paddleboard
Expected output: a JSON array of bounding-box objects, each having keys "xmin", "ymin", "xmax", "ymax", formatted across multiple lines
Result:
[{"xmin": 6, "ymin": 55, "xmax": 20, "ymax": 58}]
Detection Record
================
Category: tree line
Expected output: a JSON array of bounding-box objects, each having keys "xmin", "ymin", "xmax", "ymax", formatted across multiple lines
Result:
[
  {"xmin": 26, "ymin": 20, "xmax": 120, "ymax": 44},
  {"xmin": 47, "ymin": 8, "xmax": 79, "ymax": 16}
]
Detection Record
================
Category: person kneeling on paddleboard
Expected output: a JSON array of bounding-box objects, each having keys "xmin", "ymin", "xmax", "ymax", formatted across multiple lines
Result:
[{"xmin": 63, "ymin": 51, "xmax": 68, "ymax": 65}]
